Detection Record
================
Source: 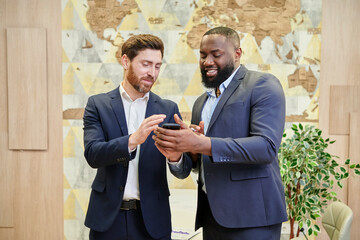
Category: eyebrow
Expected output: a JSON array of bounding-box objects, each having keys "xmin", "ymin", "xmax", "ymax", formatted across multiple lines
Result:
[
  {"xmin": 141, "ymin": 60, "xmax": 162, "ymax": 65},
  {"xmin": 200, "ymin": 49, "xmax": 223, "ymax": 54}
]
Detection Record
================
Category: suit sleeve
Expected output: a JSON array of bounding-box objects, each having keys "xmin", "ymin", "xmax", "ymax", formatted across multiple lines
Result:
[
  {"xmin": 83, "ymin": 96, "xmax": 134, "ymax": 168},
  {"xmin": 168, "ymin": 104, "xmax": 193, "ymax": 179},
  {"xmin": 211, "ymin": 74, "xmax": 285, "ymax": 164}
]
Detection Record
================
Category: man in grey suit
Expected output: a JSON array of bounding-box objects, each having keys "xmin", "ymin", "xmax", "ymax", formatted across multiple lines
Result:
[{"xmin": 153, "ymin": 26, "xmax": 287, "ymax": 239}]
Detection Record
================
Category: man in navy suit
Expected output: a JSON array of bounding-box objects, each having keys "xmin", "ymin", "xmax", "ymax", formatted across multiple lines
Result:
[
  {"xmin": 83, "ymin": 34, "xmax": 188, "ymax": 240},
  {"xmin": 154, "ymin": 27, "xmax": 287, "ymax": 239}
]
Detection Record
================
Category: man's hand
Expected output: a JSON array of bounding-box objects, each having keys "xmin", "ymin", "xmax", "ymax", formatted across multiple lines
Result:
[
  {"xmin": 153, "ymin": 114, "xmax": 211, "ymax": 156},
  {"xmin": 129, "ymin": 114, "xmax": 166, "ymax": 150}
]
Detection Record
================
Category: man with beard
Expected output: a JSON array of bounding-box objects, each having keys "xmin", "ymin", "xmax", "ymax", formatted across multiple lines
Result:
[
  {"xmin": 153, "ymin": 27, "xmax": 287, "ymax": 239},
  {"xmin": 83, "ymin": 34, "xmax": 188, "ymax": 240}
]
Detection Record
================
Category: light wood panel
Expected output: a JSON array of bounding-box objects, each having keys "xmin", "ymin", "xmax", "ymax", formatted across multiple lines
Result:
[
  {"xmin": 0, "ymin": 228, "xmax": 15, "ymax": 240},
  {"xmin": 1, "ymin": 0, "xmax": 63, "ymax": 239},
  {"xmin": 329, "ymin": 86, "xmax": 360, "ymax": 135},
  {"xmin": 0, "ymin": 0, "xmax": 14, "ymax": 230},
  {"xmin": 7, "ymin": 27, "xmax": 48, "ymax": 150},
  {"xmin": 0, "ymin": 133, "xmax": 15, "ymax": 227},
  {"xmin": 348, "ymin": 112, "xmax": 360, "ymax": 239},
  {"xmin": 319, "ymin": 0, "xmax": 360, "ymax": 239}
]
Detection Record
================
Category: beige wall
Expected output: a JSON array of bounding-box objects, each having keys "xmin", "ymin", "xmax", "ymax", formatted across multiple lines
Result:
[
  {"xmin": 0, "ymin": 0, "xmax": 63, "ymax": 239},
  {"xmin": 318, "ymin": 0, "xmax": 360, "ymax": 239}
]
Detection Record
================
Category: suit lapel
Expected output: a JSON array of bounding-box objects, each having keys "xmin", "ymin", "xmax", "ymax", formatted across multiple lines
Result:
[
  {"xmin": 140, "ymin": 92, "xmax": 158, "ymax": 156},
  {"xmin": 109, "ymin": 88, "xmax": 128, "ymax": 136},
  {"xmin": 207, "ymin": 66, "xmax": 248, "ymax": 133},
  {"xmin": 192, "ymin": 93, "xmax": 208, "ymax": 125}
]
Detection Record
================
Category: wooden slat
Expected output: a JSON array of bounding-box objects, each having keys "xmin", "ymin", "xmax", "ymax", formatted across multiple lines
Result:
[
  {"xmin": 0, "ymin": 0, "xmax": 14, "ymax": 229},
  {"xmin": 348, "ymin": 112, "xmax": 360, "ymax": 239},
  {"xmin": 329, "ymin": 85, "xmax": 360, "ymax": 135},
  {"xmin": 0, "ymin": 228, "xmax": 15, "ymax": 240},
  {"xmin": 7, "ymin": 27, "xmax": 48, "ymax": 150},
  {"xmin": 0, "ymin": 133, "xmax": 14, "ymax": 227}
]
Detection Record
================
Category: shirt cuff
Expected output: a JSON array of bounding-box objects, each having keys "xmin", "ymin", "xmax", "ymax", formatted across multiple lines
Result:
[
  {"xmin": 128, "ymin": 146, "xmax": 137, "ymax": 160},
  {"xmin": 167, "ymin": 154, "xmax": 183, "ymax": 168}
]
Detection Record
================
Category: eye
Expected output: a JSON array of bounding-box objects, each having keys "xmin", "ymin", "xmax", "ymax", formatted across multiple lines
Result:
[{"xmin": 214, "ymin": 53, "xmax": 222, "ymax": 58}]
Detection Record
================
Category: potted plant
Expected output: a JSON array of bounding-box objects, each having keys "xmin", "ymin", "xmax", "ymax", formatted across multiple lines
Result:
[{"xmin": 278, "ymin": 123, "xmax": 360, "ymax": 239}]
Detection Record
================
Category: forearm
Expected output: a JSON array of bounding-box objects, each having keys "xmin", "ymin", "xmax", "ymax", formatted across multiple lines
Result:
[
  {"xmin": 211, "ymin": 135, "xmax": 277, "ymax": 164},
  {"xmin": 84, "ymin": 135, "xmax": 132, "ymax": 168}
]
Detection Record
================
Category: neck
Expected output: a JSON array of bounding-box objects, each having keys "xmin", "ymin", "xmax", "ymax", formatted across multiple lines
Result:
[{"xmin": 122, "ymin": 80, "xmax": 145, "ymax": 101}]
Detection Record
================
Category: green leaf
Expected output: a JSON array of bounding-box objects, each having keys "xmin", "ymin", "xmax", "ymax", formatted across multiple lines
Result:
[
  {"xmin": 314, "ymin": 224, "xmax": 320, "ymax": 231},
  {"xmin": 345, "ymin": 159, "xmax": 350, "ymax": 165},
  {"xmin": 310, "ymin": 162, "xmax": 318, "ymax": 167},
  {"xmin": 340, "ymin": 167, "xmax": 347, "ymax": 173},
  {"xmin": 299, "ymin": 123, "xmax": 303, "ymax": 130},
  {"xmin": 355, "ymin": 169, "xmax": 360, "ymax": 175},
  {"xmin": 337, "ymin": 181, "xmax": 343, "ymax": 188},
  {"xmin": 304, "ymin": 141, "xmax": 310, "ymax": 149},
  {"xmin": 350, "ymin": 164, "xmax": 356, "ymax": 169},
  {"xmin": 308, "ymin": 228, "xmax": 313, "ymax": 236}
]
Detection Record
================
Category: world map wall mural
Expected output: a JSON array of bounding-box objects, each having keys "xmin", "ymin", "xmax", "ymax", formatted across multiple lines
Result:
[{"xmin": 62, "ymin": 0, "xmax": 321, "ymax": 238}]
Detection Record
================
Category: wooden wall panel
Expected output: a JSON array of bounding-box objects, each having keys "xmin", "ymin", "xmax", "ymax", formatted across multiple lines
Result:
[
  {"xmin": 7, "ymin": 28, "xmax": 48, "ymax": 150},
  {"xmin": 348, "ymin": 113, "xmax": 360, "ymax": 239},
  {"xmin": 329, "ymin": 86, "xmax": 360, "ymax": 135},
  {"xmin": 319, "ymin": 0, "xmax": 360, "ymax": 239},
  {"xmin": 0, "ymin": 0, "xmax": 14, "ymax": 230},
  {"xmin": 0, "ymin": 0, "xmax": 63, "ymax": 239},
  {"xmin": 0, "ymin": 134, "xmax": 15, "ymax": 227},
  {"xmin": 0, "ymin": 228, "xmax": 15, "ymax": 240}
]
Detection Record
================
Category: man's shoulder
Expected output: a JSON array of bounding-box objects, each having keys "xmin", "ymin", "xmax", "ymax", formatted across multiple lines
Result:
[{"xmin": 243, "ymin": 70, "xmax": 280, "ymax": 87}]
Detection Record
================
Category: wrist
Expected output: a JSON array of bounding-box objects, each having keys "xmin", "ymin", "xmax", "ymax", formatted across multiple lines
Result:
[
  {"xmin": 169, "ymin": 153, "xmax": 182, "ymax": 162},
  {"xmin": 128, "ymin": 134, "xmax": 138, "ymax": 150}
]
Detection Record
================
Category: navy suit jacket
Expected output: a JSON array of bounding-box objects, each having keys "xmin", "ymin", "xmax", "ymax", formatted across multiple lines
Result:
[
  {"xmin": 174, "ymin": 66, "xmax": 288, "ymax": 230},
  {"xmin": 83, "ymin": 87, "xmax": 183, "ymax": 239}
]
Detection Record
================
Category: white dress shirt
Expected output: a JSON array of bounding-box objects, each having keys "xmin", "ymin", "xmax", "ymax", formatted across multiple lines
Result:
[{"xmin": 119, "ymin": 83, "xmax": 149, "ymax": 201}]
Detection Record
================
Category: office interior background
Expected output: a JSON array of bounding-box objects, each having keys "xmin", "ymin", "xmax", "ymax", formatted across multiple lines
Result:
[{"xmin": 0, "ymin": 0, "xmax": 359, "ymax": 239}]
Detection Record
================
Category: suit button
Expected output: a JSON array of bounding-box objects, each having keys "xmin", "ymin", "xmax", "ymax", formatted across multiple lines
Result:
[
  {"xmin": 119, "ymin": 186, "xmax": 124, "ymax": 191},
  {"xmin": 117, "ymin": 158, "xmax": 121, "ymax": 162}
]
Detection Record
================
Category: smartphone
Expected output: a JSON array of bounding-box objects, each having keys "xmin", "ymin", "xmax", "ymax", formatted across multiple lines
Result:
[{"xmin": 161, "ymin": 123, "xmax": 181, "ymax": 130}]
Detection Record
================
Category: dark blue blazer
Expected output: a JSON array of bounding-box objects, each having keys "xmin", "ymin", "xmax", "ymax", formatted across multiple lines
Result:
[
  {"xmin": 83, "ymin": 88, "xmax": 181, "ymax": 239},
  {"xmin": 175, "ymin": 66, "xmax": 288, "ymax": 230}
]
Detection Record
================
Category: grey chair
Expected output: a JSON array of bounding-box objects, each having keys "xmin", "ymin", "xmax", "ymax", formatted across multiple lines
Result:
[
  {"xmin": 322, "ymin": 201, "xmax": 353, "ymax": 240},
  {"xmin": 292, "ymin": 201, "xmax": 353, "ymax": 240}
]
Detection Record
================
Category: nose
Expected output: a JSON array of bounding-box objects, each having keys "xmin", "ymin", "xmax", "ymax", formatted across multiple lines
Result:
[
  {"xmin": 148, "ymin": 66, "xmax": 156, "ymax": 78},
  {"xmin": 203, "ymin": 56, "xmax": 214, "ymax": 66}
]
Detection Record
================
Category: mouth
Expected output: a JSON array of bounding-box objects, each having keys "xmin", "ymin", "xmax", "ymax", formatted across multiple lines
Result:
[
  {"xmin": 205, "ymin": 68, "xmax": 218, "ymax": 78},
  {"xmin": 142, "ymin": 78, "xmax": 154, "ymax": 84}
]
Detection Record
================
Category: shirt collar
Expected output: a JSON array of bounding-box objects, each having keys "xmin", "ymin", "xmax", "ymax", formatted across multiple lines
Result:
[
  {"xmin": 119, "ymin": 82, "xmax": 150, "ymax": 102},
  {"xmin": 206, "ymin": 65, "xmax": 241, "ymax": 98}
]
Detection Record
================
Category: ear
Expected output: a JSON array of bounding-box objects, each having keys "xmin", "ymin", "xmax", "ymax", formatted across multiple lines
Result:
[
  {"xmin": 121, "ymin": 54, "xmax": 129, "ymax": 70},
  {"xmin": 235, "ymin": 48, "xmax": 242, "ymax": 62}
]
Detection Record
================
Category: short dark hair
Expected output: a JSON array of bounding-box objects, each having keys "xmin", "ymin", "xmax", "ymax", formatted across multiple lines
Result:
[
  {"xmin": 203, "ymin": 27, "xmax": 240, "ymax": 48},
  {"xmin": 121, "ymin": 34, "xmax": 164, "ymax": 60}
]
